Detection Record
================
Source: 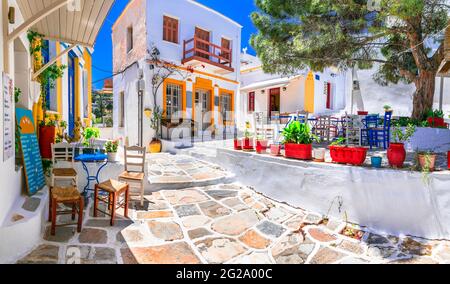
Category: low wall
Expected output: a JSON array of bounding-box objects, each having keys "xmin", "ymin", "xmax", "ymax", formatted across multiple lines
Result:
[
  {"xmin": 210, "ymin": 148, "xmax": 450, "ymax": 240},
  {"xmin": 404, "ymin": 127, "xmax": 450, "ymax": 153}
]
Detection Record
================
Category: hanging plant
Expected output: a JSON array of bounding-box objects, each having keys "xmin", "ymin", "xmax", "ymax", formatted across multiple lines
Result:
[{"xmin": 27, "ymin": 31, "xmax": 67, "ymax": 121}]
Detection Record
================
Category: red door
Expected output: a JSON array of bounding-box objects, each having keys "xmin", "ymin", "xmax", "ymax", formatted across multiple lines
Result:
[
  {"xmin": 326, "ymin": 82, "xmax": 331, "ymax": 109},
  {"xmin": 195, "ymin": 27, "xmax": 210, "ymax": 59},
  {"xmin": 221, "ymin": 38, "xmax": 231, "ymax": 63}
]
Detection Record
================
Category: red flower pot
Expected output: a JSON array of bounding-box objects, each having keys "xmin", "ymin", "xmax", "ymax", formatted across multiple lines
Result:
[
  {"xmin": 256, "ymin": 140, "xmax": 268, "ymax": 154},
  {"xmin": 350, "ymin": 147, "xmax": 368, "ymax": 166},
  {"xmin": 39, "ymin": 125, "xmax": 56, "ymax": 159},
  {"xmin": 427, "ymin": 117, "xmax": 445, "ymax": 128},
  {"xmin": 270, "ymin": 144, "xmax": 281, "ymax": 156},
  {"xmin": 357, "ymin": 111, "xmax": 369, "ymax": 116},
  {"xmin": 387, "ymin": 143, "xmax": 406, "ymax": 168},
  {"xmin": 330, "ymin": 146, "xmax": 348, "ymax": 164},
  {"xmin": 285, "ymin": 144, "xmax": 312, "ymax": 160},
  {"xmin": 448, "ymin": 151, "xmax": 450, "ymax": 170},
  {"xmin": 242, "ymin": 138, "xmax": 254, "ymax": 151},
  {"xmin": 233, "ymin": 139, "xmax": 242, "ymax": 150}
]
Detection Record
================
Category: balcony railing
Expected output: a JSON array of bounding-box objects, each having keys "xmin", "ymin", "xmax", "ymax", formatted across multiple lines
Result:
[{"xmin": 182, "ymin": 36, "xmax": 234, "ymax": 72}]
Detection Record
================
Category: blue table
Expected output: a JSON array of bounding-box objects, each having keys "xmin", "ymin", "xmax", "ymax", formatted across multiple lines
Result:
[{"xmin": 75, "ymin": 153, "xmax": 108, "ymax": 197}]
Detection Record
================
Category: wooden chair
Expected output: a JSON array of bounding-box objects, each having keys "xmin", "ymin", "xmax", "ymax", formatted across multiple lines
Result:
[
  {"xmin": 48, "ymin": 186, "xmax": 83, "ymax": 236},
  {"xmin": 94, "ymin": 180, "xmax": 129, "ymax": 226},
  {"xmin": 118, "ymin": 146, "xmax": 146, "ymax": 206},
  {"xmin": 51, "ymin": 142, "xmax": 78, "ymax": 188}
]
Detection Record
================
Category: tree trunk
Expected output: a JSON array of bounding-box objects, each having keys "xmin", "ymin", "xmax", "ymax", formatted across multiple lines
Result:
[{"xmin": 412, "ymin": 70, "xmax": 436, "ymax": 120}]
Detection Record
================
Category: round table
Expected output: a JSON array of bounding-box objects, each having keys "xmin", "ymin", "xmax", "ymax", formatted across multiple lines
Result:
[{"xmin": 75, "ymin": 153, "xmax": 108, "ymax": 197}]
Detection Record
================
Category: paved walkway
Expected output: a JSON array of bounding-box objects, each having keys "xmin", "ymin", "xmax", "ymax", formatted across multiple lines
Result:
[{"xmin": 17, "ymin": 156, "xmax": 450, "ymax": 264}]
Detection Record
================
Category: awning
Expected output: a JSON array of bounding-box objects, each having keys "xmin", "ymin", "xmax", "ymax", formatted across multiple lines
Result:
[
  {"xmin": 10, "ymin": 0, "xmax": 115, "ymax": 48},
  {"xmin": 240, "ymin": 76, "xmax": 300, "ymax": 92}
]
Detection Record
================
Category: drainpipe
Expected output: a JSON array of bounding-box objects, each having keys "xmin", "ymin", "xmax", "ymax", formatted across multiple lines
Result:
[{"xmin": 137, "ymin": 69, "xmax": 145, "ymax": 147}]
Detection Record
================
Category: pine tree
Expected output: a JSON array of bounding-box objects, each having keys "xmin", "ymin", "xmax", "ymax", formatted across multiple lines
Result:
[{"xmin": 251, "ymin": 0, "xmax": 449, "ymax": 119}]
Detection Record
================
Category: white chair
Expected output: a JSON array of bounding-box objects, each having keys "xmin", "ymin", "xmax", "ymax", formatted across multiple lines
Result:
[
  {"xmin": 118, "ymin": 146, "xmax": 146, "ymax": 206},
  {"xmin": 51, "ymin": 142, "xmax": 78, "ymax": 188}
]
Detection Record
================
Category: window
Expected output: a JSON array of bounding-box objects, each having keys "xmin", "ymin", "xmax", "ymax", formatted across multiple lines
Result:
[
  {"xmin": 165, "ymin": 83, "xmax": 182, "ymax": 119},
  {"xmin": 127, "ymin": 26, "xmax": 133, "ymax": 53},
  {"xmin": 248, "ymin": 92, "xmax": 255, "ymax": 113},
  {"xmin": 220, "ymin": 92, "xmax": 233, "ymax": 125},
  {"xmin": 119, "ymin": 92, "xmax": 125, "ymax": 127},
  {"xmin": 163, "ymin": 16, "xmax": 179, "ymax": 44}
]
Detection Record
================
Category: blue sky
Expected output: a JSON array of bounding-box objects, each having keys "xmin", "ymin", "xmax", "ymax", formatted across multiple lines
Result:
[{"xmin": 92, "ymin": 0, "xmax": 258, "ymax": 89}]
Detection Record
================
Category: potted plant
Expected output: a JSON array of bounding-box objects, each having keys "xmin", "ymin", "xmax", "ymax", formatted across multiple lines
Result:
[
  {"xmin": 388, "ymin": 124, "xmax": 416, "ymax": 168},
  {"xmin": 313, "ymin": 148, "xmax": 326, "ymax": 162},
  {"xmin": 418, "ymin": 151, "xmax": 437, "ymax": 172},
  {"xmin": 383, "ymin": 105, "xmax": 393, "ymax": 113},
  {"xmin": 82, "ymin": 127, "xmax": 101, "ymax": 154},
  {"xmin": 149, "ymin": 106, "xmax": 163, "ymax": 153},
  {"xmin": 242, "ymin": 128, "xmax": 254, "ymax": 151},
  {"xmin": 38, "ymin": 114, "xmax": 57, "ymax": 159},
  {"xmin": 282, "ymin": 121, "xmax": 317, "ymax": 160},
  {"xmin": 329, "ymin": 138, "xmax": 347, "ymax": 164},
  {"xmin": 427, "ymin": 109, "xmax": 445, "ymax": 128},
  {"xmin": 255, "ymin": 135, "xmax": 268, "ymax": 154},
  {"xmin": 105, "ymin": 140, "xmax": 119, "ymax": 162}
]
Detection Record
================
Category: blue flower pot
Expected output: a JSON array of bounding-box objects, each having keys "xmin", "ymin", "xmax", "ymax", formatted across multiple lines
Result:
[{"xmin": 371, "ymin": 156, "xmax": 382, "ymax": 168}]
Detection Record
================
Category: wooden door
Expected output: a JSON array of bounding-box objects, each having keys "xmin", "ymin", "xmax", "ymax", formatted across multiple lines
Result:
[
  {"xmin": 195, "ymin": 27, "xmax": 210, "ymax": 59},
  {"xmin": 326, "ymin": 82, "xmax": 332, "ymax": 109},
  {"xmin": 221, "ymin": 38, "xmax": 231, "ymax": 62}
]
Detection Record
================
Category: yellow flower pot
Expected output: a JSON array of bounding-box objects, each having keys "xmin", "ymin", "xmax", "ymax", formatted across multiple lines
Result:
[{"xmin": 149, "ymin": 139, "xmax": 162, "ymax": 153}]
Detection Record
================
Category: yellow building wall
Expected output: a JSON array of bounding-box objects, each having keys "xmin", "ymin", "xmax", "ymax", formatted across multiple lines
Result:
[
  {"xmin": 83, "ymin": 48, "xmax": 93, "ymax": 127},
  {"xmin": 305, "ymin": 71, "xmax": 315, "ymax": 113}
]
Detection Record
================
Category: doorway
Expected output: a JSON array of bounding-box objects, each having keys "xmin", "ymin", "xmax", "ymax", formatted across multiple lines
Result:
[
  {"xmin": 268, "ymin": 88, "xmax": 281, "ymax": 119},
  {"xmin": 195, "ymin": 27, "xmax": 210, "ymax": 59},
  {"xmin": 194, "ymin": 88, "xmax": 212, "ymax": 132},
  {"xmin": 326, "ymin": 82, "xmax": 332, "ymax": 110}
]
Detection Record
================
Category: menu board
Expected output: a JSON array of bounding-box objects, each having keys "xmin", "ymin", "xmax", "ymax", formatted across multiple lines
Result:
[
  {"xmin": 3, "ymin": 73, "xmax": 14, "ymax": 162},
  {"xmin": 15, "ymin": 108, "xmax": 46, "ymax": 196}
]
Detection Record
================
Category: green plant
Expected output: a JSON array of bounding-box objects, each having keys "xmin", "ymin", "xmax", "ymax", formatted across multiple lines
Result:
[
  {"xmin": 105, "ymin": 140, "xmax": 119, "ymax": 153},
  {"xmin": 150, "ymin": 105, "xmax": 163, "ymax": 140},
  {"xmin": 59, "ymin": 120, "xmax": 67, "ymax": 129},
  {"xmin": 383, "ymin": 105, "xmax": 392, "ymax": 111},
  {"xmin": 39, "ymin": 114, "xmax": 57, "ymax": 127},
  {"xmin": 14, "ymin": 87, "xmax": 22, "ymax": 104},
  {"xmin": 42, "ymin": 159, "xmax": 53, "ymax": 177},
  {"xmin": 28, "ymin": 31, "xmax": 66, "ymax": 121},
  {"xmin": 82, "ymin": 127, "xmax": 100, "ymax": 147},
  {"xmin": 330, "ymin": 137, "xmax": 346, "ymax": 146},
  {"xmin": 427, "ymin": 109, "xmax": 444, "ymax": 119},
  {"xmin": 282, "ymin": 121, "xmax": 318, "ymax": 145},
  {"xmin": 391, "ymin": 124, "xmax": 416, "ymax": 144}
]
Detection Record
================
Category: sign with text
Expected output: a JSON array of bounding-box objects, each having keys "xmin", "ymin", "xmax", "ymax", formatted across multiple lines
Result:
[
  {"xmin": 3, "ymin": 73, "xmax": 14, "ymax": 162},
  {"xmin": 15, "ymin": 108, "xmax": 45, "ymax": 196}
]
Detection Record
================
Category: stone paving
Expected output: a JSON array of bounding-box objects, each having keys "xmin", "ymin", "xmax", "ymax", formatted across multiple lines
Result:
[{"xmin": 17, "ymin": 179, "xmax": 450, "ymax": 264}]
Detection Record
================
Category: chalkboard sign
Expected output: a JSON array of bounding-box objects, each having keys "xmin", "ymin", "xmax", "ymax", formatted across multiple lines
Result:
[{"xmin": 15, "ymin": 108, "xmax": 46, "ymax": 196}]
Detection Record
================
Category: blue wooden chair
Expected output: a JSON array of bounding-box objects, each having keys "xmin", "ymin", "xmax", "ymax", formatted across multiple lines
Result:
[
  {"xmin": 368, "ymin": 112, "xmax": 393, "ymax": 150},
  {"xmin": 361, "ymin": 115, "xmax": 379, "ymax": 146}
]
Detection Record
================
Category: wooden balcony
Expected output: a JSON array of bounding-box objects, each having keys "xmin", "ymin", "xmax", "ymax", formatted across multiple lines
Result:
[{"xmin": 182, "ymin": 37, "xmax": 234, "ymax": 74}]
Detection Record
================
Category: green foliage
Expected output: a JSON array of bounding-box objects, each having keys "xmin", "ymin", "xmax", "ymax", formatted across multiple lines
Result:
[
  {"xmin": 150, "ymin": 106, "xmax": 163, "ymax": 139},
  {"xmin": 427, "ymin": 109, "xmax": 444, "ymax": 119},
  {"xmin": 14, "ymin": 87, "xmax": 21, "ymax": 104},
  {"xmin": 330, "ymin": 137, "xmax": 346, "ymax": 146},
  {"xmin": 391, "ymin": 124, "xmax": 416, "ymax": 144},
  {"xmin": 105, "ymin": 140, "xmax": 119, "ymax": 153},
  {"xmin": 82, "ymin": 127, "xmax": 100, "ymax": 147},
  {"xmin": 282, "ymin": 121, "xmax": 318, "ymax": 145},
  {"xmin": 251, "ymin": 0, "xmax": 449, "ymax": 119},
  {"xmin": 39, "ymin": 114, "xmax": 57, "ymax": 127},
  {"xmin": 59, "ymin": 120, "xmax": 67, "ymax": 129},
  {"xmin": 42, "ymin": 160, "xmax": 53, "ymax": 177}
]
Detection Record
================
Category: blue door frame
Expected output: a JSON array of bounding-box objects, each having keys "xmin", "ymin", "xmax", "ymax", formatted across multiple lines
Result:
[{"xmin": 68, "ymin": 51, "xmax": 76, "ymax": 136}]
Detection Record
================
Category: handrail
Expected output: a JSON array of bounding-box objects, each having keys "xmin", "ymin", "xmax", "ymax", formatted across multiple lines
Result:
[{"xmin": 183, "ymin": 36, "xmax": 233, "ymax": 68}]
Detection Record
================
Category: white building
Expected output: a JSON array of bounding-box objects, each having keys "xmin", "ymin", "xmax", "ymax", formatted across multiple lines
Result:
[
  {"xmin": 238, "ymin": 52, "xmax": 351, "ymax": 130},
  {"xmin": 112, "ymin": 0, "xmax": 242, "ymax": 147}
]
